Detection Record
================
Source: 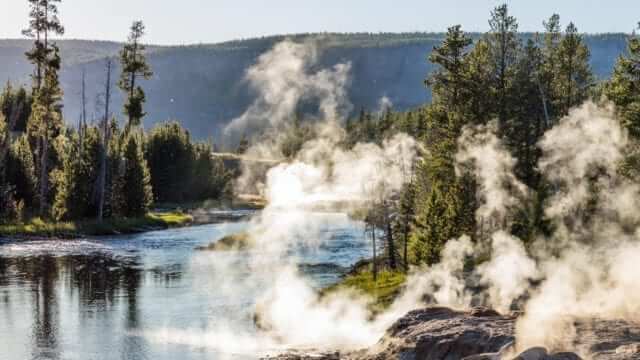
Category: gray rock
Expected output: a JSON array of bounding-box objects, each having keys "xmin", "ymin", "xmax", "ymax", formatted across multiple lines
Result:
[{"xmin": 267, "ymin": 306, "xmax": 640, "ymax": 360}]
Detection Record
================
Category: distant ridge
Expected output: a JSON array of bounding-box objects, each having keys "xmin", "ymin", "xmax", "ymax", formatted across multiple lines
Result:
[{"xmin": 0, "ymin": 32, "xmax": 629, "ymax": 141}]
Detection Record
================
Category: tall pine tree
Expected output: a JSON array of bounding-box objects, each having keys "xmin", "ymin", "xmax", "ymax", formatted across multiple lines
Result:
[{"xmin": 119, "ymin": 21, "xmax": 153, "ymax": 130}]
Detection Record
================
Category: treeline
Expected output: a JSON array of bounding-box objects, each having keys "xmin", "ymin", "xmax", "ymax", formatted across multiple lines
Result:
[
  {"xmin": 343, "ymin": 6, "xmax": 640, "ymax": 272},
  {"xmin": 0, "ymin": 0, "xmax": 230, "ymax": 224}
]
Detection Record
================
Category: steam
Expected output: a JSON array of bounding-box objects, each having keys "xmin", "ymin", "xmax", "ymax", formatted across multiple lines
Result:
[
  {"xmin": 149, "ymin": 37, "xmax": 640, "ymax": 358},
  {"xmin": 447, "ymin": 102, "xmax": 640, "ymax": 354},
  {"xmin": 146, "ymin": 39, "xmax": 421, "ymax": 354},
  {"xmin": 224, "ymin": 40, "xmax": 352, "ymax": 140}
]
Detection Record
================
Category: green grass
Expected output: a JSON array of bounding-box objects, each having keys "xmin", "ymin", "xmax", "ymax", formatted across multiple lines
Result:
[
  {"xmin": 0, "ymin": 211, "xmax": 193, "ymax": 238},
  {"xmin": 322, "ymin": 269, "xmax": 407, "ymax": 314},
  {"xmin": 196, "ymin": 231, "xmax": 252, "ymax": 251}
]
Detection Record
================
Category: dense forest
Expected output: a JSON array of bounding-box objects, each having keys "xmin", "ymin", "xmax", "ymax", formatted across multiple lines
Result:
[
  {"xmin": 259, "ymin": 8, "xmax": 640, "ymax": 275},
  {"xmin": 0, "ymin": 1, "xmax": 230, "ymax": 226},
  {"xmin": 0, "ymin": 32, "xmax": 629, "ymax": 141}
]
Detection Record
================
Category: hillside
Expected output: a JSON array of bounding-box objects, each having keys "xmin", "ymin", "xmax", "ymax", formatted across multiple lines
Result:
[{"xmin": 0, "ymin": 33, "xmax": 629, "ymax": 141}]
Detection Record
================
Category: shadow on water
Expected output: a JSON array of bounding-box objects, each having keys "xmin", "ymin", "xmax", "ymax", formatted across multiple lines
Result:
[
  {"xmin": 0, "ymin": 252, "xmax": 144, "ymax": 360},
  {"xmin": 0, "ymin": 217, "xmax": 367, "ymax": 359}
]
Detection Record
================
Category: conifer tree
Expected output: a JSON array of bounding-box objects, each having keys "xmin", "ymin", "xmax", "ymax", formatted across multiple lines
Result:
[
  {"xmin": 118, "ymin": 21, "xmax": 153, "ymax": 130},
  {"xmin": 22, "ymin": 0, "xmax": 65, "ymax": 92},
  {"xmin": 605, "ymin": 23, "xmax": 640, "ymax": 138},
  {"xmin": 426, "ymin": 25, "xmax": 472, "ymax": 119},
  {"xmin": 538, "ymin": 14, "xmax": 562, "ymax": 124},
  {"xmin": 555, "ymin": 22, "xmax": 593, "ymax": 116},
  {"xmin": 120, "ymin": 134, "xmax": 153, "ymax": 217},
  {"xmin": 487, "ymin": 4, "xmax": 520, "ymax": 132},
  {"xmin": 29, "ymin": 45, "xmax": 63, "ymax": 215},
  {"xmin": 7, "ymin": 134, "xmax": 37, "ymax": 208}
]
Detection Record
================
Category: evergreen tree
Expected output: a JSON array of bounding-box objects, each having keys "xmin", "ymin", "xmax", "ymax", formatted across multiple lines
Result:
[
  {"xmin": 507, "ymin": 39, "xmax": 546, "ymax": 188},
  {"xmin": 486, "ymin": 4, "xmax": 520, "ymax": 132},
  {"xmin": 145, "ymin": 122, "xmax": 194, "ymax": 203},
  {"xmin": 7, "ymin": 134, "xmax": 37, "ymax": 209},
  {"xmin": 1, "ymin": 83, "xmax": 33, "ymax": 132},
  {"xmin": 538, "ymin": 14, "xmax": 562, "ymax": 124},
  {"xmin": 555, "ymin": 22, "xmax": 593, "ymax": 116},
  {"xmin": 118, "ymin": 21, "xmax": 153, "ymax": 129},
  {"xmin": 426, "ymin": 25, "xmax": 473, "ymax": 118},
  {"xmin": 605, "ymin": 23, "xmax": 640, "ymax": 138},
  {"xmin": 119, "ymin": 134, "xmax": 153, "ymax": 217},
  {"xmin": 53, "ymin": 127, "xmax": 101, "ymax": 220},
  {"xmin": 29, "ymin": 45, "xmax": 63, "ymax": 216},
  {"xmin": 463, "ymin": 39, "xmax": 495, "ymax": 126},
  {"xmin": 22, "ymin": 0, "xmax": 65, "ymax": 92}
]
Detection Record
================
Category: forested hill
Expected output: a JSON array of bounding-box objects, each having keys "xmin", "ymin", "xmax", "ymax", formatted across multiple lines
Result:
[{"xmin": 0, "ymin": 33, "xmax": 628, "ymax": 140}]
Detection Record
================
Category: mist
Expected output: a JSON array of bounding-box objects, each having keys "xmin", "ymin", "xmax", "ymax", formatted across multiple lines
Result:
[{"xmin": 146, "ymin": 39, "xmax": 640, "ymax": 359}]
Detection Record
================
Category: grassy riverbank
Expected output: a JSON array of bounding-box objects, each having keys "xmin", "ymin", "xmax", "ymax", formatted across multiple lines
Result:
[
  {"xmin": 323, "ymin": 268, "xmax": 407, "ymax": 314},
  {"xmin": 0, "ymin": 212, "xmax": 193, "ymax": 238}
]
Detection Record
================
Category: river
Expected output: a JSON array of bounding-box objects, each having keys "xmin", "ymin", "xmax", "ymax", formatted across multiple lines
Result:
[{"xmin": 0, "ymin": 212, "xmax": 369, "ymax": 360}]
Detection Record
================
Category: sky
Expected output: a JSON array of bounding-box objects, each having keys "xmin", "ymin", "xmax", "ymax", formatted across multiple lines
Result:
[{"xmin": 2, "ymin": 0, "xmax": 639, "ymax": 45}]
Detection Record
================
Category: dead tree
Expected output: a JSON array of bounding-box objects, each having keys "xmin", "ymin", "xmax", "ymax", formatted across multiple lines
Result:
[{"xmin": 96, "ymin": 59, "xmax": 112, "ymax": 221}]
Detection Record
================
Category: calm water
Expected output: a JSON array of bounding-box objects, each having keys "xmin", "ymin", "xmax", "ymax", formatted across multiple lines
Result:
[{"xmin": 0, "ymin": 212, "xmax": 369, "ymax": 360}]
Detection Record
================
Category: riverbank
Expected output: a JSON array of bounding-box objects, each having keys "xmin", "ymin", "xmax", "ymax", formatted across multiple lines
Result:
[
  {"xmin": 0, "ymin": 212, "xmax": 194, "ymax": 239},
  {"xmin": 322, "ymin": 265, "xmax": 407, "ymax": 314}
]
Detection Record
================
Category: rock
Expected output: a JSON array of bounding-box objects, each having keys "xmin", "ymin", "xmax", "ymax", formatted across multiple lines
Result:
[
  {"xmin": 615, "ymin": 343, "xmax": 640, "ymax": 355},
  {"xmin": 369, "ymin": 307, "xmax": 516, "ymax": 360},
  {"xmin": 267, "ymin": 306, "xmax": 640, "ymax": 360},
  {"xmin": 512, "ymin": 348, "xmax": 582, "ymax": 360},
  {"xmin": 512, "ymin": 347, "xmax": 549, "ymax": 360}
]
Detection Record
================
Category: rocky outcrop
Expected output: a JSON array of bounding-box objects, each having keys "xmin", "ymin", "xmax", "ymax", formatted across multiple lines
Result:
[
  {"xmin": 365, "ymin": 307, "xmax": 516, "ymax": 360},
  {"xmin": 266, "ymin": 306, "xmax": 640, "ymax": 360}
]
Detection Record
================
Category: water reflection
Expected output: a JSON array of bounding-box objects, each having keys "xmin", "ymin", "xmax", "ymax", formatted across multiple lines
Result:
[
  {"xmin": 0, "ymin": 252, "xmax": 144, "ymax": 360},
  {"xmin": 0, "ymin": 218, "xmax": 368, "ymax": 359}
]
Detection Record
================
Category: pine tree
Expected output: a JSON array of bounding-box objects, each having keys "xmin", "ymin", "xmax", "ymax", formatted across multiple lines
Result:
[
  {"xmin": 507, "ymin": 39, "xmax": 546, "ymax": 188},
  {"xmin": 426, "ymin": 25, "xmax": 473, "ymax": 118},
  {"xmin": 7, "ymin": 134, "xmax": 37, "ymax": 208},
  {"xmin": 53, "ymin": 127, "xmax": 101, "ymax": 220},
  {"xmin": 120, "ymin": 134, "xmax": 153, "ymax": 217},
  {"xmin": 538, "ymin": 14, "xmax": 562, "ymax": 124},
  {"xmin": 487, "ymin": 4, "xmax": 520, "ymax": 132},
  {"xmin": 555, "ymin": 22, "xmax": 593, "ymax": 116},
  {"xmin": 145, "ymin": 122, "xmax": 194, "ymax": 203},
  {"xmin": 605, "ymin": 23, "xmax": 640, "ymax": 138},
  {"xmin": 29, "ymin": 45, "xmax": 63, "ymax": 216},
  {"xmin": 22, "ymin": 0, "xmax": 65, "ymax": 92},
  {"xmin": 1, "ymin": 83, "xmax": 33, "ymax": 132},
  {"xmin": 118, "ymin": 21, "xmax": 153, "ymax": 130}
]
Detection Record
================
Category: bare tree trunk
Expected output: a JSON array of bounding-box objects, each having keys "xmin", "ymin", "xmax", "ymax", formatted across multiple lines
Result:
[
  {"xmin": 79, "ymin": 69, "xmax": 86, "ymax": 150},
  {"xmin": 403, "ymin": 213, "xmax": 409, "ymax": 272},
  {"xmin": 97, "ymin": 60, "xmax": 112, "ymax": 221},
  {"xmin": 39, "ymin": 131, "xmax": 48, "ymax": 216},
  {"xmin": 371, "ymin": 224, "xmax": 377, "ymax": 282},
  {"xmin": 386, "ymin": 207, "xmax": 396, "ymax": 270}
]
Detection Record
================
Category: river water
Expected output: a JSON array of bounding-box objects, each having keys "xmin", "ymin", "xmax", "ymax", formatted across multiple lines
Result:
[{"xmin": 0, "ymin": 212, "xmax": 369, "ymax": 360}]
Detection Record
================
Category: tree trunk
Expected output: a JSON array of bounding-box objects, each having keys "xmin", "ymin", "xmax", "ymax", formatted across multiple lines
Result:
[
  {"xmin": 387, "ymin": 217, "xmax": 396, "ymax": 270},
  {"xmin": 372, "ymin": 225, "xmax": 377, "ymax": 282},
  {"xmin": 39, "ymin": 132, "xmax": 48, "ymax": 216},
  {"xmin": 97, "ymin": 60, "xmax": 112, "ymax": 221}
]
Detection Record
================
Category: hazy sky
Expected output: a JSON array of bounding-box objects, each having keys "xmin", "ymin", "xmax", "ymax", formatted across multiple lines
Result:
[{"xmin": 2, "ymin": 0, "xmax": 639, "ymax": 45}]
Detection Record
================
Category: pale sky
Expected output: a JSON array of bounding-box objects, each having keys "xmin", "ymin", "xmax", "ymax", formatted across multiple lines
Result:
[{"xmin": 2, "ymin": 0, "xmax": 639, "ymax": 45}]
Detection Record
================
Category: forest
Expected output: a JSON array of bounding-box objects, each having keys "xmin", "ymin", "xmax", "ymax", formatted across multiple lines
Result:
[
  {"xmin": 0, "ymin": 1, "xmax": 231, "ymax": 232},
  {"xmin": 3, "ymin": 1, "xmax": 640, "ymax": 359},
  {"xmin": 1, "ymin": 1, "xmax": 639, "ymax": 259},
  {"xmin": 252, "ymin": 7, "xmax": 640, "ymax": 284}
]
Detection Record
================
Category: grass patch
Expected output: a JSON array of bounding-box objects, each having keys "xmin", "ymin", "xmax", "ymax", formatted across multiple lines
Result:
[
  {"xmin": 0, "ymin": 211, "xmax": 193, "ymax": 238},
  {"xmin": 196, "ymin": 231, "xmax": 252, "ymax": 251},
  {"xmin": 322, "ymin": 268, "xmax": 407, "ymax": 314}
]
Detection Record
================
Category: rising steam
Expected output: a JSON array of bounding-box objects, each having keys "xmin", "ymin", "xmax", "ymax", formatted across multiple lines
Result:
[{"xmin": 147, "ymin": 39, "xmax": 640, "ymax": 359}]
